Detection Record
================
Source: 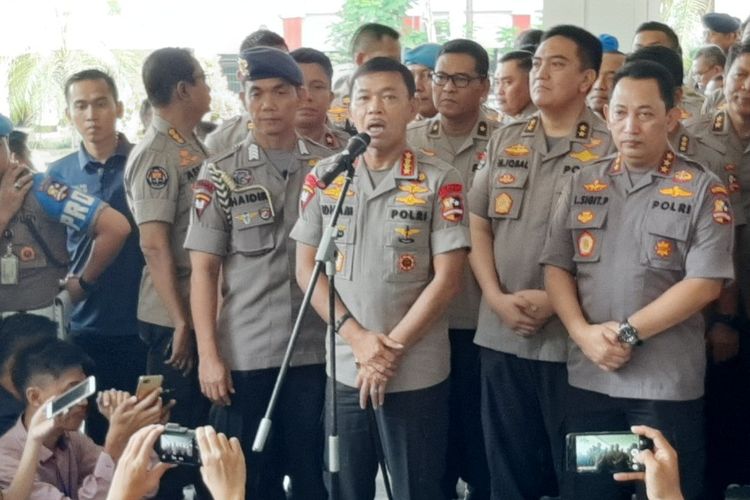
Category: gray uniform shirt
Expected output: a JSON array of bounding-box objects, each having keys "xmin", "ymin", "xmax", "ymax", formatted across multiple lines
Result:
[
  {"xmin": 204, "ymin": 111, "xmax": 252, "ymax": 156},
  {"xmin": 184, "ymin": 134, "xmax": 330, "ymax": 371},
  {"xmin": 468, "ymin": 108, "xmax": 614, "ymax": 362},
  {"xmin": 124, "ymin": 115, "xmax": 208, "ymax": 327},
  {"xmin": 407, "ymin": 113, "xmax": 499, "ymax": 330},
  {"xmin": 541, "ymin": 152, "xmax": 734, "ymax": 400},
  {"xmin": 290, "ymin": 148, "xmax": 471, "ymax": 392}
]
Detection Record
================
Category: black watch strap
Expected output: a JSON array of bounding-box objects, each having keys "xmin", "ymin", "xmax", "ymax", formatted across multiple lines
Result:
[
  {"xmin": 618, "ymin": 321, "xmax": 643, "ymax": 346},
  {"xmin": 78, "ymin": 276, "xmax": 98, "ymax": 293}
]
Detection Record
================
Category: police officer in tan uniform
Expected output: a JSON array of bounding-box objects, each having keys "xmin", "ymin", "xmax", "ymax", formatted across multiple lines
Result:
[
  {"xmin": 406, "ymin": 38, "xmax": 495, "ymax": 500},
  {"xmin": 187, "ymin": 47, "xmax": 330, "ymax": 499},
  {"xmin": 292, "ymin": 57, "xmax": 469, "ymax": 500},
  {"xmin": 469, "ymin": 26, "xmax": 613, "ymax": 500},
  {"xmin": 687, "ymin": 41, "xmax": 750, "ymax": 495},
  {"xmin": 290, "ymin": 47, "xmax": 350, "ymax": 152},
  {"xmin": 0, "ymin": 114, "xmax": 130, "ymax": 319},
  {"xmin": 124, "ymin": 47, "xmax": 211, "ymax": 496},
  {"xmin": 494, "ymin": 50, "xmax": 537, "ymax": 124},
  {"xmin": 542, "ymin": 60, "xmax": 733, "ymax": 500}
]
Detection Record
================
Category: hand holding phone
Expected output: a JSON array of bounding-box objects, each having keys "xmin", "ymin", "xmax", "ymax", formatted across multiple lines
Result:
[
  {"xmin": 136, "ymin": 375, "xmax": 164, "ymax": 400},
  {"xmin": 45, "ymin": 375, "xmax": 96, "ymax": 419},
  {"xmin": 567, "ymin": 431, "xmax": 654, "ymax": 474}
]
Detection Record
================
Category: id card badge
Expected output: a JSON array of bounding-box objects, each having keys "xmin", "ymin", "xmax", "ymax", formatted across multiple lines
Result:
[{"xmin": 1, "ymin": 245, "xmax": 19, "ymax": 285}]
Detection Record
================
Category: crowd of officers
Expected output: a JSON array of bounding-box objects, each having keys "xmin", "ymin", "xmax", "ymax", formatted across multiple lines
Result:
[{"xmin": 0, "ymin": 11, "xmax": 749, "ymax": 500}]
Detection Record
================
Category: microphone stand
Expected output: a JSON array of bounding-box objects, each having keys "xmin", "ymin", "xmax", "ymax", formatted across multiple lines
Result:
[{"xmin": 253, "ymin": 158, "xmax": 355, "ymax": 500}]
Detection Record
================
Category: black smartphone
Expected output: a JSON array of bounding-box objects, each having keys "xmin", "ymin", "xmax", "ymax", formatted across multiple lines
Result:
[
  {"xmin": 154, "ymin": 423, "xmax": 202, "ymax": 466},
  {"xmin": 566, "ymin": 432, "xmax": 654, "ymax": 474}
]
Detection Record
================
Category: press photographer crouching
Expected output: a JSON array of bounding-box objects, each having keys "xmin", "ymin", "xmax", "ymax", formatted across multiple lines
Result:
[{"xmin": 0, "ymin": 338, "xmax": 166, "ymax": 498}]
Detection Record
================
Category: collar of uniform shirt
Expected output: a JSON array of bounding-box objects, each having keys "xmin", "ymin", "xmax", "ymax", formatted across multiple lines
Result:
[{"xmin": 80, "ymin": 133, "xmax": 132, "ymax": 174}]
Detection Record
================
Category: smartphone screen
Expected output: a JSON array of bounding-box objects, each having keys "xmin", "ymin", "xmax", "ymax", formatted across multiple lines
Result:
[
  {"xmin": 155, "ymin": 426, "xmax": 201, "ymax": 466},
  {"xmin": 46, "ymin": 375, "xmax": 96, "ymax": 418},
  {"xmin": 568, "ymin": 432, "xmax": 649, "ymax": 474}
]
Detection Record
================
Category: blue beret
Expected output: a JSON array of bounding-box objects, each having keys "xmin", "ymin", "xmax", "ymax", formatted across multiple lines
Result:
[
  {"xmin": 0, "ymin": 114, "xmax": 12, "ymax": 138},
  {"xmin": 703, "ymin": 13, "xmax": 740, "ymax": 34},
  {"xmin": 598, "ymin": 34, "xmax": 620, "ymax": 53},
  {"xmin": 404, "ymin": 43, "xmax": 442, "ymax": 70},
  {"xmin": 239, "ymin": 47, "xmax": 304, "ymax": 87}
]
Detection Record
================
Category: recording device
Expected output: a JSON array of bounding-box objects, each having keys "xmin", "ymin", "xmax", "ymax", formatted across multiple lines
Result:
[
  {"xmin": 316, "ymin": 132, "xmax": 371, "ymax": 188},
  {"xmin": 135, "ymin": 374, "xmax": 164, "ymax": 400},
  {"xmin": 566, "ymin": 432, "xmax": 654, "ymax": 474},
  {"xmin": 155, "ymin": 423, "xmax": 202, "ymax": 466},
  {"xmin": 45, "ymin": 375, "xmax": 96, "ymax": 418}
]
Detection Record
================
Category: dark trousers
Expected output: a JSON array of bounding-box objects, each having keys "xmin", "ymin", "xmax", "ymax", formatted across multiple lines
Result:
[
  {"xmin": 327, "ymin": 379, "xmax": 449, "ymax": 500},
  {"xmin": 480, "ymin": 348, "xmax": 566, "ymax": 500},
  {"xmin": 71, "ymin": 332, "xmax": 147, "ymax": 444},
  {"xmin": 139, "ymin": 322, "xmax": 210, "ymax": 499},
  {"xmin": 442, "ymin": 329, "xmax": 490, "ymax": 500},
  {"xmin": 211, "ymin": 364, "xmax": 327, "ymax": 500},
  {"xmin": 561, "ymin": 385, "xmax": 705, "ymax": 500}
]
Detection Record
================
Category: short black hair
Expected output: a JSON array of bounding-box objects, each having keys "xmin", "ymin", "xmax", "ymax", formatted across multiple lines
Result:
[
  {"xmin": 439, "ymin": 39, "xmax": 490, "ymax": 77},
  {"xmin": 142, "ymin": 47, "xmax": 197, "ymax": 107},
  {"xmin": 12, "ymin": 338, "xmax": 94, "ymax": 403},
  {"xmin": 290, "ymin": 47, "xmax": 334, "ymax": 82},
  {"xmin": 349, "ymin": 56, "xmax": 415, "ymax": 97},
  {"xmin": 694, "ymin": 44, "xmax": 727, "ymax": 69},
  {"xmin": 351, "ymin": 23, "xmax": 400, "ymax": 56},
  {"xmin": 64, "ymin": 69, "xmax": 119, "ymax": 103},
  {"xmin": 726, "ymin": 40, "xmax": 750, "ymax": 73},
  {"xmin": 542, "ymin": 25, "xmax": 602, "ymax": 73},
  {"xmin": 635, "ymin": 21, "xmax": 683, "ymax": 55},
  {"xmin": 239, "ymin": 29, "xmax": 288, "ymax": 53},
  {"xmin": 0, "ymin": 314, "xmax": 56, "ymax": 371},
  {"xmin": 613, "ymin": 60, "xmax": 676, "ymax": 110},
  {"xmin": 515, "ymin": 29, "xmax": 544, "ymax": 52},
  {"xmin": 500, "ymin": 50, "xmax": 533, "ymax": 72},
  {"xmin": 8, "ymin": 130, "xmax": 30, "ymax": 160},
  {"xmin": 626, "ymin": 45, "xmax": 684, "ymax": 89}
]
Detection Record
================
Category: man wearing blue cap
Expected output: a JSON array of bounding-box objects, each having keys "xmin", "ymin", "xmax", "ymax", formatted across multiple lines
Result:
[
  {"xmin": 0, "ymin": 114, "xmax": 130, "ymax": 319},
  {"xmin": 187, "ymin": 46, "xmax": 331, "ymax": 499},
  {"xmin": 587, "ymin": 35, "xmax": 626, "ymax": 119},
  {"xmin": 404, "ymin": 43, "xmax": 441, "ymax": 120},
  {"xmin": 703, "ymin": 13, "xmax": 740, "ymax": 54}
]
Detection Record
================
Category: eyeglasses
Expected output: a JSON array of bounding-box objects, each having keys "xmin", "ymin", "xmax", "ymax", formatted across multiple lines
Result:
[{"xmin": 431, "ymin": 72, "xmax": 485, "ymax": 88}]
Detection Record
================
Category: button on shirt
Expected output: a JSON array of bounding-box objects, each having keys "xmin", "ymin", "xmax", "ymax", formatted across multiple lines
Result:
[
  {"xmin": 47, "ymin": 134, "xmax": 143, "ymax": 336},
  {"xmin": 184, "ymin": 134, "xmax": 330, "ymax": 371},
  {"xmin": 468, "ymin": 108, "xmax": 614, "ymax": 362},
  {"xmin": 290, "ymin": 148, "xmax": 471, "ymax": 392},
  {"xmin": 540, "ymin": 152, "xmax": 734, "ymax": 400},
  {"xmin": 407, "ymin": 112, "xmax": 499, "ymax": 330},
  {"xmin": 0, "ymin": 417, "xmax": 115, "ymax": 499},
  {"xmin": 124, "ymin": 115, "xmax": 208, "ymax": 328}
]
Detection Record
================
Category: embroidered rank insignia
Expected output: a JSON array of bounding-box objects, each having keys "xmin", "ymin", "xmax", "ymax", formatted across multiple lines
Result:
[
  {"xmin": 524, "ymin": 117, "xmax": 538, "ymax": 133},
  {"xmin": 429, "ymin": 121, "xmax": 440, "ymax": 135},
  {"xmin": 325, "ymin": 133, "xmax": 335, "ymax": 148},
  {"xmin": 439, "ymin": 183, "xmax": 464, "ymax": 222},
  {"xmin": 232, "ymin": 169, "xmax": 253, "ymax": 186},
  {"xmin": 178, "ymin": 149, "xmax": 201, "ymax": 167},
  {"xmin": 583, "ymin": 137, "xmax": 602, "ymax": 149},
  {"xmin": 308, "ymin": 159, "xmax": 319, "ymax": 167},
  {"xmin": 146, "ymin": 166, "xmax": 169, "ymax": 190},
  {"xmin": 584, "ymin": 179, "xmax": 608, "ymax": 192},
  {"xmin": 247, "ymin": 120, "xmax": 254, "ymax": 131},
  {"xmin": 233, "ymin": 211, "xmax": 255, "ymax": 225},
  {"xmin": 192, "ymin": 180, "xmax": 216, "ymax": 218},
  {"xmin": 395, "ymin": 226, "xmax": 420, "ymax": 244},
  {"xmin": 679, "ymin": 108, "xmax": 692, "ymax": 121},
  {"xmin": 577, "ymin": 231, "xmax": 595, "ymax": 257},
  {"xmin": 335, "ymin": 251, "xmax": 345, "ymax": 273},
  {"xmin": 712, "ymin": 113, "xmax": 725, "ymax": 132},
  {"xmin": 658, "ymin": 151, "xmax": 675, "ymax": 175},
  {"xmin": 725, "ymin": 164, "xmax": 736, "ymax": 173},
  {"xmin": 498, "ymin": 173, "xmax": 516, "ymax": 185},
  {"xmin": 659, "ymin": 186, "xmax": 693, "ymax": 198},
  {"xmin": 19, "ymin": 246, "xmax": 35, "ymax": 262},
  {"xmin": 569, "ymin": 150, "xmax": 599, "ymax": 162},
  {"xmin": 504, "ymin": 144, "xmax": 530, "ymax": 157},
  {"xmin": 398, "ymin": 253, "xmax": 416, "ymax": 272},
  {"xmin": 678, "ymin": 135, "xmax": 689, "ymax": 153},
  {"xmin": 711, "ymin": 185, "xmax": 729, "ymax": 196},
  {"xmin": 300, "ymin": 173, "xmax": 318, "ymax": 210},
  {"xmin": 396, "ymin": 193, "xmax": 427, "ymax": 206},
  {"xmin": 610, "ymin": 155, "xmax": 623, "ymax": 174},
  {"xmin": 728, "ymin": 174, "xmax": 740, "ymax": 193},
  {"xmin": 298, "ymin": 139, "xmax": 310, "ymax": 156},
  {"xmin": 673, "ymin": 170, "xmax": 693, "ymax": 183},
  {"xmin": 328, "ymin": 106, "xmax": 348, "ymax": 123},
  {"xmin": 168, "ymin": 128, "xmax": 186, "ymax": 144},
  {"xmin": 576, "ymin": 122, "xmax": 589, "ymax": 139},
  {"xmin": 400, "ymin": 150, "xmax": 416, "ymax": 177},
  {"xmin": 713, "ymin": 198, "xmax": 732, "ymax": 224},
  {"xmin": 248, "ymin": 144, "xmax": 260, "ymax": 161},
  {"xmin": 655, "ymin": 240, "xmax": 672, "ymax": 258},
  {"xmin": 577, "ymin": 211, "xmax": 594, "ymax": 224},
  {"xmin": 238, "ymin": 58, "xmax": 249, "ymax": 77},
  {"xmin": 478, "ymin": 121, "xmax": 488, "ymax": 137},
  {"xmin": 399, "ymin": 183, "xmax": 429, "ymax": 195},
  {"xmin": 323, "ymin": 176, "xmax": 354, "ymax": 201},
  {"xmin": 495, "ymin": 192, "xmax": 512, "ymax": 215},
  {"xmin": 419, "ymin": 148, "xmax": 435, "ymax": 157},
  {"xmin": 44, "ymin": 180, "xmax": 69, "ymax": 201}
]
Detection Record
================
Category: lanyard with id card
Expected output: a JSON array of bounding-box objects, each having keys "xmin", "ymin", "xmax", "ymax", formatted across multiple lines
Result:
[{"xmin": 1, "ymin": 244, "xmax": 19, "ymax": 285}]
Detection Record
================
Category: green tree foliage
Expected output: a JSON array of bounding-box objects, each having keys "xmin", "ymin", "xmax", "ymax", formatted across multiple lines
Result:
[{"xmin": 661, "ymin": 0, "xmax": 711, "ymax": 68}]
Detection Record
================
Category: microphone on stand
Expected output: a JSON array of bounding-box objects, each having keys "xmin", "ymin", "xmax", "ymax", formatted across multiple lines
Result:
[{"xmin": 316, "ymin": 133, "xmax": 371, "ymax": 188}]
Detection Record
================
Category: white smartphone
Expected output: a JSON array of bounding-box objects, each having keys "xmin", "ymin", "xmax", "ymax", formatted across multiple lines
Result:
[{"xmin": 45, "ymin": 375, "xmax": 96, "ymax": 418}]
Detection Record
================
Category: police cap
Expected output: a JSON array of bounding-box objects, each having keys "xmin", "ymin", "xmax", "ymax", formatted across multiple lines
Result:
[
  {"xmin": 239, "ymin": 47, "xmax": 304, "ymax": 87},
  {"xmin": 0, "ymin": 114, "xmax": 12, "ymax": 138},
  {"xmin": 703, "ymin": 13, "xmax": 741, "ymax": 34},
  {"xmin": 404, "ymin": 43, "xmax": 442, "ymax": 70},
  {"xmin": 598, "ymin": 34, "xmax": 620, "ymax": 53}
]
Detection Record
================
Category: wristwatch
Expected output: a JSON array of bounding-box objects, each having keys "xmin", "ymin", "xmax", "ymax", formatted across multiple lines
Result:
[
  {"xmin": 617, "ymin": 321, "xmax": 643, "ymax": 346},
  {"xmin": 77, "ymin": 275, "xmax": 99, "ymax": 294}
]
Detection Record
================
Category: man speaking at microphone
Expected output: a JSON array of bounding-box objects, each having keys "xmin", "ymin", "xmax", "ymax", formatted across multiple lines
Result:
[
  {"xmin": 291, "ymin": 57, "xmax": 470, "ymax": 499},
  {"xmin": 186, "ymin": 47, "xmax": 330, "ymax": 499}
]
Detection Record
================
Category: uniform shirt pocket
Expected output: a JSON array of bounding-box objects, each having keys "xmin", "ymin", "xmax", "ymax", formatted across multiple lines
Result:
[
  {"xmin": 641, "ymin": 215, "xmax": 690, "ymax": 271},
  {"xmin": 566, "ymin": 208, "xmax": 608, "ymax": 263},
  {"xmin": 229, "ymin": 186, "xmax": 277, "ymax": 256},
  {"xmin": 384, "ymin": 220, "xmax": 430, "ymax": 282},
  {"xmin": 489, "ymin": 168, "xmax": 528, "ymax": 220}
]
